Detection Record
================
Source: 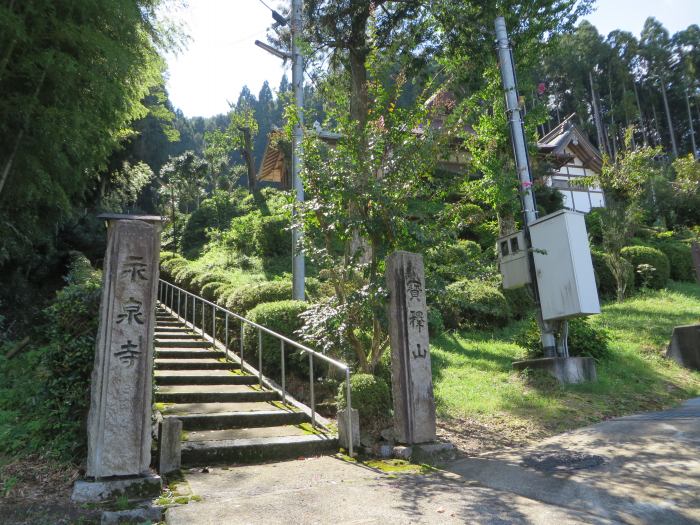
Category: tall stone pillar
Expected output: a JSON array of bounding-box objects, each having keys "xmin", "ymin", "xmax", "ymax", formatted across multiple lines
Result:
[
  {"xmin": 386, "ymin": 251, "xmax": 436, "ymax": 444},
  {"xmin": 73, "ymin": 214, "xmax": 163, "ymax": 502}
]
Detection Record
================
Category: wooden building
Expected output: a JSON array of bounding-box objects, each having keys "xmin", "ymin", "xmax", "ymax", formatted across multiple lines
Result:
[{"xmin": 537, "ymin": 115, "xmax": 605, "ymax": 213}]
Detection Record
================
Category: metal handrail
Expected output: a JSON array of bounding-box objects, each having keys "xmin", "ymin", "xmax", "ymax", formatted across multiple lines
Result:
[{"xmin": 157, "ymin": 278, "xmax": 354, "ymax": 457}]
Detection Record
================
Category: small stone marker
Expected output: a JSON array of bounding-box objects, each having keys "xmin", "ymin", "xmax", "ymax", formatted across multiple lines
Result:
[
  {"xmin": 159, "ymin": 418, "xmax": 183, "ymax": 475},
  {"xmin": 386, "ymin": 251, "xmax": 436, "ymax": 444},
  {"xmin": 74, "ymin": 215, "xmax": 163, "ymax": 502},
  {"xmin": 337, "ymin": 408, "xmax": 360, "ymax": 453},
  {"xmin": 692, "ymin": 242, "xmax": 700, "ymax": 285}
]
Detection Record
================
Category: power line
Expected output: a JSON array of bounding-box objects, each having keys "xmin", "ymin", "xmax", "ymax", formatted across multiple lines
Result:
[{"xmin": 257, "ymin": 0, "xmax": 275, "ymax": 13}]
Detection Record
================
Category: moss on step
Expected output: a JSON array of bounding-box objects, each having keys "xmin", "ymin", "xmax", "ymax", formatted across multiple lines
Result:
[
  {"xmin": 334, "ymin": 454, "xmax": 437, "ymax": 475},
  {"xmin": 296, "ymin": 422, "xmax": 331, "ymax": 437},
  {"xmin": 180, "ymin": 431, "xmax": 190, "ymax": 442}
]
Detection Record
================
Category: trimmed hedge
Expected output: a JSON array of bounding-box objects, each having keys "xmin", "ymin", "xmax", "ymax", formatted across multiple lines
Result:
[
  {"xmin": 656, "ymin": 241, "xmax": 694, "ymax": 282},
  {"xmin": 337, "ymin": 373, "xmax": 391, "ymax": 428},
  {"xmin": 225, "ymin": 281, "xmax": 293, "ymax": 315},
  {"xmin": 243, "ymin": 300, "xmax": 309, "ymax": 378},
  {"xmin": 438, "ymin": 279, "xmax": 511, "ymax": 329},
  {"xmin": 621, "ymin": 245, "xmax": 670, "ymax": 289}
]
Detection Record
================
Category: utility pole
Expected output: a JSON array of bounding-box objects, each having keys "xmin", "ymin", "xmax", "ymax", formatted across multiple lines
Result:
[
  {"xmin": 255, "ymin": 0, "xmax": 305, "ymax": 300},
  {"xmin": 494, "ymin": 16, "xmax": 558, "ymax": 357},
  {"xmin": 291, "ymin": 0, "xmax": 305, "ymax": 300}
]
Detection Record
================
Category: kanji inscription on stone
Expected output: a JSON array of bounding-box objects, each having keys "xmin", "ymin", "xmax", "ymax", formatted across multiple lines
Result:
[
  {"xmin": 386, "ymin": 251, "xmax": 436, "ymax": 445},
  {"xmin": 86, "ymin": 215, "xmax": 162, "ymax": 479}
]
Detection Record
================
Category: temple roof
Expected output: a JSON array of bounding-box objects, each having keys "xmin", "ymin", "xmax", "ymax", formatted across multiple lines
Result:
[{"xmin": 537, "ymin": 114, "xmax": 603, "ymax": 174}]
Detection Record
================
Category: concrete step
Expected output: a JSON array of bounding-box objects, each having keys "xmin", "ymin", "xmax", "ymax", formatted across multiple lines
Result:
[
  {"xmin": 157, "ymin": 321, "xmax": 185, "ymax": 327},
  {"xmin": 154, "ymin": 332, "xmax": 201, "ymax": 340},
  {"xmin": 155, "ymin": 326, "xmax": 194, "ymax": 333},
  {"xmin": 159, "ymin": 401, "xmax": 285, "ymax": 415},
  {"xmin": 155, "ymin": 349, "xmax": 222, "ymax": 359},
  {"xmin": 181, "ymin": 432, "xmax": 338, "ymax": 466},
  {"xmin": 154, "ymin": 370, "xmax": 257, "ymax": 386},
  {"xmin": 165, "ymin": 409, "xmax": 307, "ymax": 431},
  {"xmin": 155, "ymin": 358, "xmax": 239, "ymax": 370},
  {"xmin": 155, "ymin": 339, "xmax": 211, "ymax": 348},
  {"xmin": 155, "ymin": 385, "xmax": 279, "ymax": 404}
]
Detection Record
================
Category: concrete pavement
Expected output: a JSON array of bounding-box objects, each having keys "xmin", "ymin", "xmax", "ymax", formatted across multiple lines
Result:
[{"xmin": 165, "ymin": 398, "xmax": 700, "ymax": 524}]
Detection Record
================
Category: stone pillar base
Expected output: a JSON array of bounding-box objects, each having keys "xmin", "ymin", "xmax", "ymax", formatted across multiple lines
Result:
[
  {"xmin": 71, "ymin": 473, "xmax": 162, "ymax": 503},
  {"xmin": 512, "ymin": 357, "xmax": 597, "ymax": 384},
  {"xmin": 666, "ymin": 324, "xmax": 700, "ymax": 370},
  {"xmin": 393, "ymin": 442, "xmax": 456, "ymax": 465}
]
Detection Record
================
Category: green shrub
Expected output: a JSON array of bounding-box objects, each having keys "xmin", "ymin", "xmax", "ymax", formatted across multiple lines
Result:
[
  {"xmin": 621, "ymin": 245, "xmax": 670, "ymax": 289},
  {"xmin": 0, "ymin": 254, "xmax": 101, "ymax": 461},
  {"xmin": 243, "ymin": 300, "xmax": 309, "ymax": 378},
  {"xmin": 655, "ymin": 241, "xmax": 694, "ymax": 281},
  {"xmin": 225, "ymin": 211, "xmax": 291, "ymax": 258},
  {"xmin": 591, "ymin": 249, "xmax": 635, "ymax": 298},
  {"xmin": 502, "ymin": 285, "xmax": 535, "ymax": 319},
  {"xmin": 514, "ymin": 316, "xmax": 611, "ymax": 361},
  {"xmin": 585, "ymin": 208, "xmax": 604, "ymax": 246},
  {"xmin": 181, "ymin": 189, "xmax": 249, "ymax": 256},
  {"xmin": 160, "ymin": 255, "xmax": 188, "ymax": 280},
  {"xmin": 427, "ymin": 240, "xmax": 482, "ymax": 282},
  {"xmin": 201, "ymin": 281, "xmax": 228, "ymax": 301},
  {"xmin": 225, "ymin": 281, "xmax": 292, "ymax": 315},
  {"xmin": 438, "ymin": 279, "xmax": 511, "ymax": 329},
  {"xmin": 336, "ymin": 373, "xmax": 391, "ymax": 428},
  {"xmin": 427, "ymin": 307, "xmax": 445, "ymax": 337}
]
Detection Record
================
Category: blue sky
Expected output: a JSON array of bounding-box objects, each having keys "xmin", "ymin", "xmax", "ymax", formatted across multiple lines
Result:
[{"xmin": 164, "ymin": 0, "xmax": 700, "ymax": 118}]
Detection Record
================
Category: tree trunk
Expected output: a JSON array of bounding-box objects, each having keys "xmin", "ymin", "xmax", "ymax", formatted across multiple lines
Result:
[
  {"xmin": 685, "ymin": 88, "xmax": 698, "ymax": 160},
  {"xmin": 589, "ymin": 71, "xmax": 608, "ymax": 156},
  {"xmin": 238, "ymin": 126, "xmax": 256, "ymax": 192},
  {"xmin": 652, "ymin": 104, "xmax": 661, "ymax": 146},
  {"xmin": 633, "ymin": 81, "xmax": 648, "ymax": 146},
  {"xmin": 608, "ymin": 73, "xmax": 617, "ymax": 160},
  {"xmin": 659, "ymin": 78, "xmax": 678, "ymax": 157}
]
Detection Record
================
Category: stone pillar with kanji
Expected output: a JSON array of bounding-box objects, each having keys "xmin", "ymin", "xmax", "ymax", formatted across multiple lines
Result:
[
  {"xmin": 85, "ymin": 215, "xmax": 162, "ymax": 480},
  {"xmin": 386, "ymin": 251, "xmax": 436, "ymax": 444}
]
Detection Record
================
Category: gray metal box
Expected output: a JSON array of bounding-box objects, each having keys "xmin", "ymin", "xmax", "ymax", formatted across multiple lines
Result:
[
  {"xmin": 497, "ymin": 231, "xmax": 531, "ymax": 290},
  {"xmin": 529, "ymin": 210, "xmax": 600, "ymax": 321}
]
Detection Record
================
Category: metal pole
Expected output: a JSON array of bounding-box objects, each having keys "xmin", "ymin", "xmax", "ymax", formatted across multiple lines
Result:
[
  {"xmin": 240, "ymin": 321, "xmax": 245, "ymax": 365},
  {"xmin": 495, "ymin": 16, "xmax": 557, "ymax": 357},
  {"xmin": 291, "ymin": 0, "xmax": 305, "ymax": 301},
  {"xmin": 225, "ymin": 313, "xmax": 229, "ymax": 358},
  {"xmin": 281, "ymin": 341, "xmax": 286, "ymax": 405},
  {"xmin": 345, "ymin": 368, "xmax": 353, "ymax": 457},
  {"xmin": 258, "ymin": 329, "xmax": 263, "ymax": 386},
  {"xmin": 309, "ymin": 353, "xmax": 315, "ymax": 428}
]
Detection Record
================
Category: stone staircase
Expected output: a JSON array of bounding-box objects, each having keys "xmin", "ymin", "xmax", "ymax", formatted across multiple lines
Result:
[{"xmin": 153, "ymin": 306, "xmax": 338, "ymax": 466}]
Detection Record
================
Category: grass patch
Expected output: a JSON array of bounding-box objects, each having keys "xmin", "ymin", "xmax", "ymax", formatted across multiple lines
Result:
[{"xmin": 431, "ymin": 281, "xmax": 700, "ymax": 442}]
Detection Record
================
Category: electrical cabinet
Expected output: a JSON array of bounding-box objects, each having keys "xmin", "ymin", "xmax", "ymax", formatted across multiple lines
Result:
[
  {"xmin": 496, "ymin": 231, "xmax": 531, "ymax": 290},
  {"xmin": 529, "ymin": 209, "xmax": 600, "ymax": 321}
]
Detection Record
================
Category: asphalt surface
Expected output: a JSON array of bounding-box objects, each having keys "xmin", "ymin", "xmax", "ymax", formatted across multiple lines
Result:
[{"xmin": 166, "ymin": 398, "xmax": 700, "ymax": 524}]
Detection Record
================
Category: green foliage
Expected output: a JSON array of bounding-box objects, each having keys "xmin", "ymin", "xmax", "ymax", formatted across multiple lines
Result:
[
  {"xmin": 621, "ymin": 245, "xmax": 670, "ymax": 289},
  {"xmin": 0, "ymin": 254, "xmax": 101, "ymax": 460},
  {"xmin": 180, "ymin": 189, "xmax": 250, "ymax": 256},
  {"xmin": 224, "ymin": 210, "xmax": 291, "ymax": 258},
  {"xmin": 502, "ymin": 286, "xmax": 535, "ymax": 320},
  {"xmin": 426, "ymin": 240, "xmax": 483, "ymax": 284},
  {"xmin": 243, "ymin": 300, "xmax": 309, "ymax": 378},
  {"xmin": 438, "ymin": 279, "xmax": 511, "ymax": 329},
  {"xmin": 225, "ymin": 281, "xmax": 293, "ymax": 316},
  {"xmin": 0, "ymin": 0, "xmax": 175, "ymax": 268},
  {"xmin": 591, "ymin": 249, "xmax": 635, "ymax": 298},
  {"xmin": 514, "ymin": 316, "xmax": 611, "ymax": 361},
  {"xmin": 336, "ymin": 373, "xmax": 391, "ymax": 427},
  {"xmin": 654, "ymin": 241, "xmax": 694, "ymax": 282}
]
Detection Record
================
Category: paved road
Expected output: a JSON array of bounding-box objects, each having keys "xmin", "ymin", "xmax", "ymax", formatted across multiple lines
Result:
[{"xmin": 166, "ymin": 398, "xmax": 700, "ymax": 524}]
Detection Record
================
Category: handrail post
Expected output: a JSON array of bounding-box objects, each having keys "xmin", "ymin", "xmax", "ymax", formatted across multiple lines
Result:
[
  {"xmin": 240, "ymin": 321, "xmax": 245, "ymax": 366},
  {"xmin": 225, "ymin": 313, "xmax": 229, "ymax": 359},
  {"xmin": 309, "ymin": 353, "xmax": 315, "ymax": 428},
  {"xmin": 212, "ymin": 305, "xmax": 216, "ymax": 343},
  {"xmin": 345, "ymin": 368, "xmax": 353, "ymax": 457},
  {"xmin": 201, "ymin": 299, "xmax": 205, "ymax": 337},
  {"xmin": 281, "ymin": 341, "xmax": 286, "ymax": 405},
  {"xmin": 258, "ymin": 329, "xmax": 263, "ymax": 386}
]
